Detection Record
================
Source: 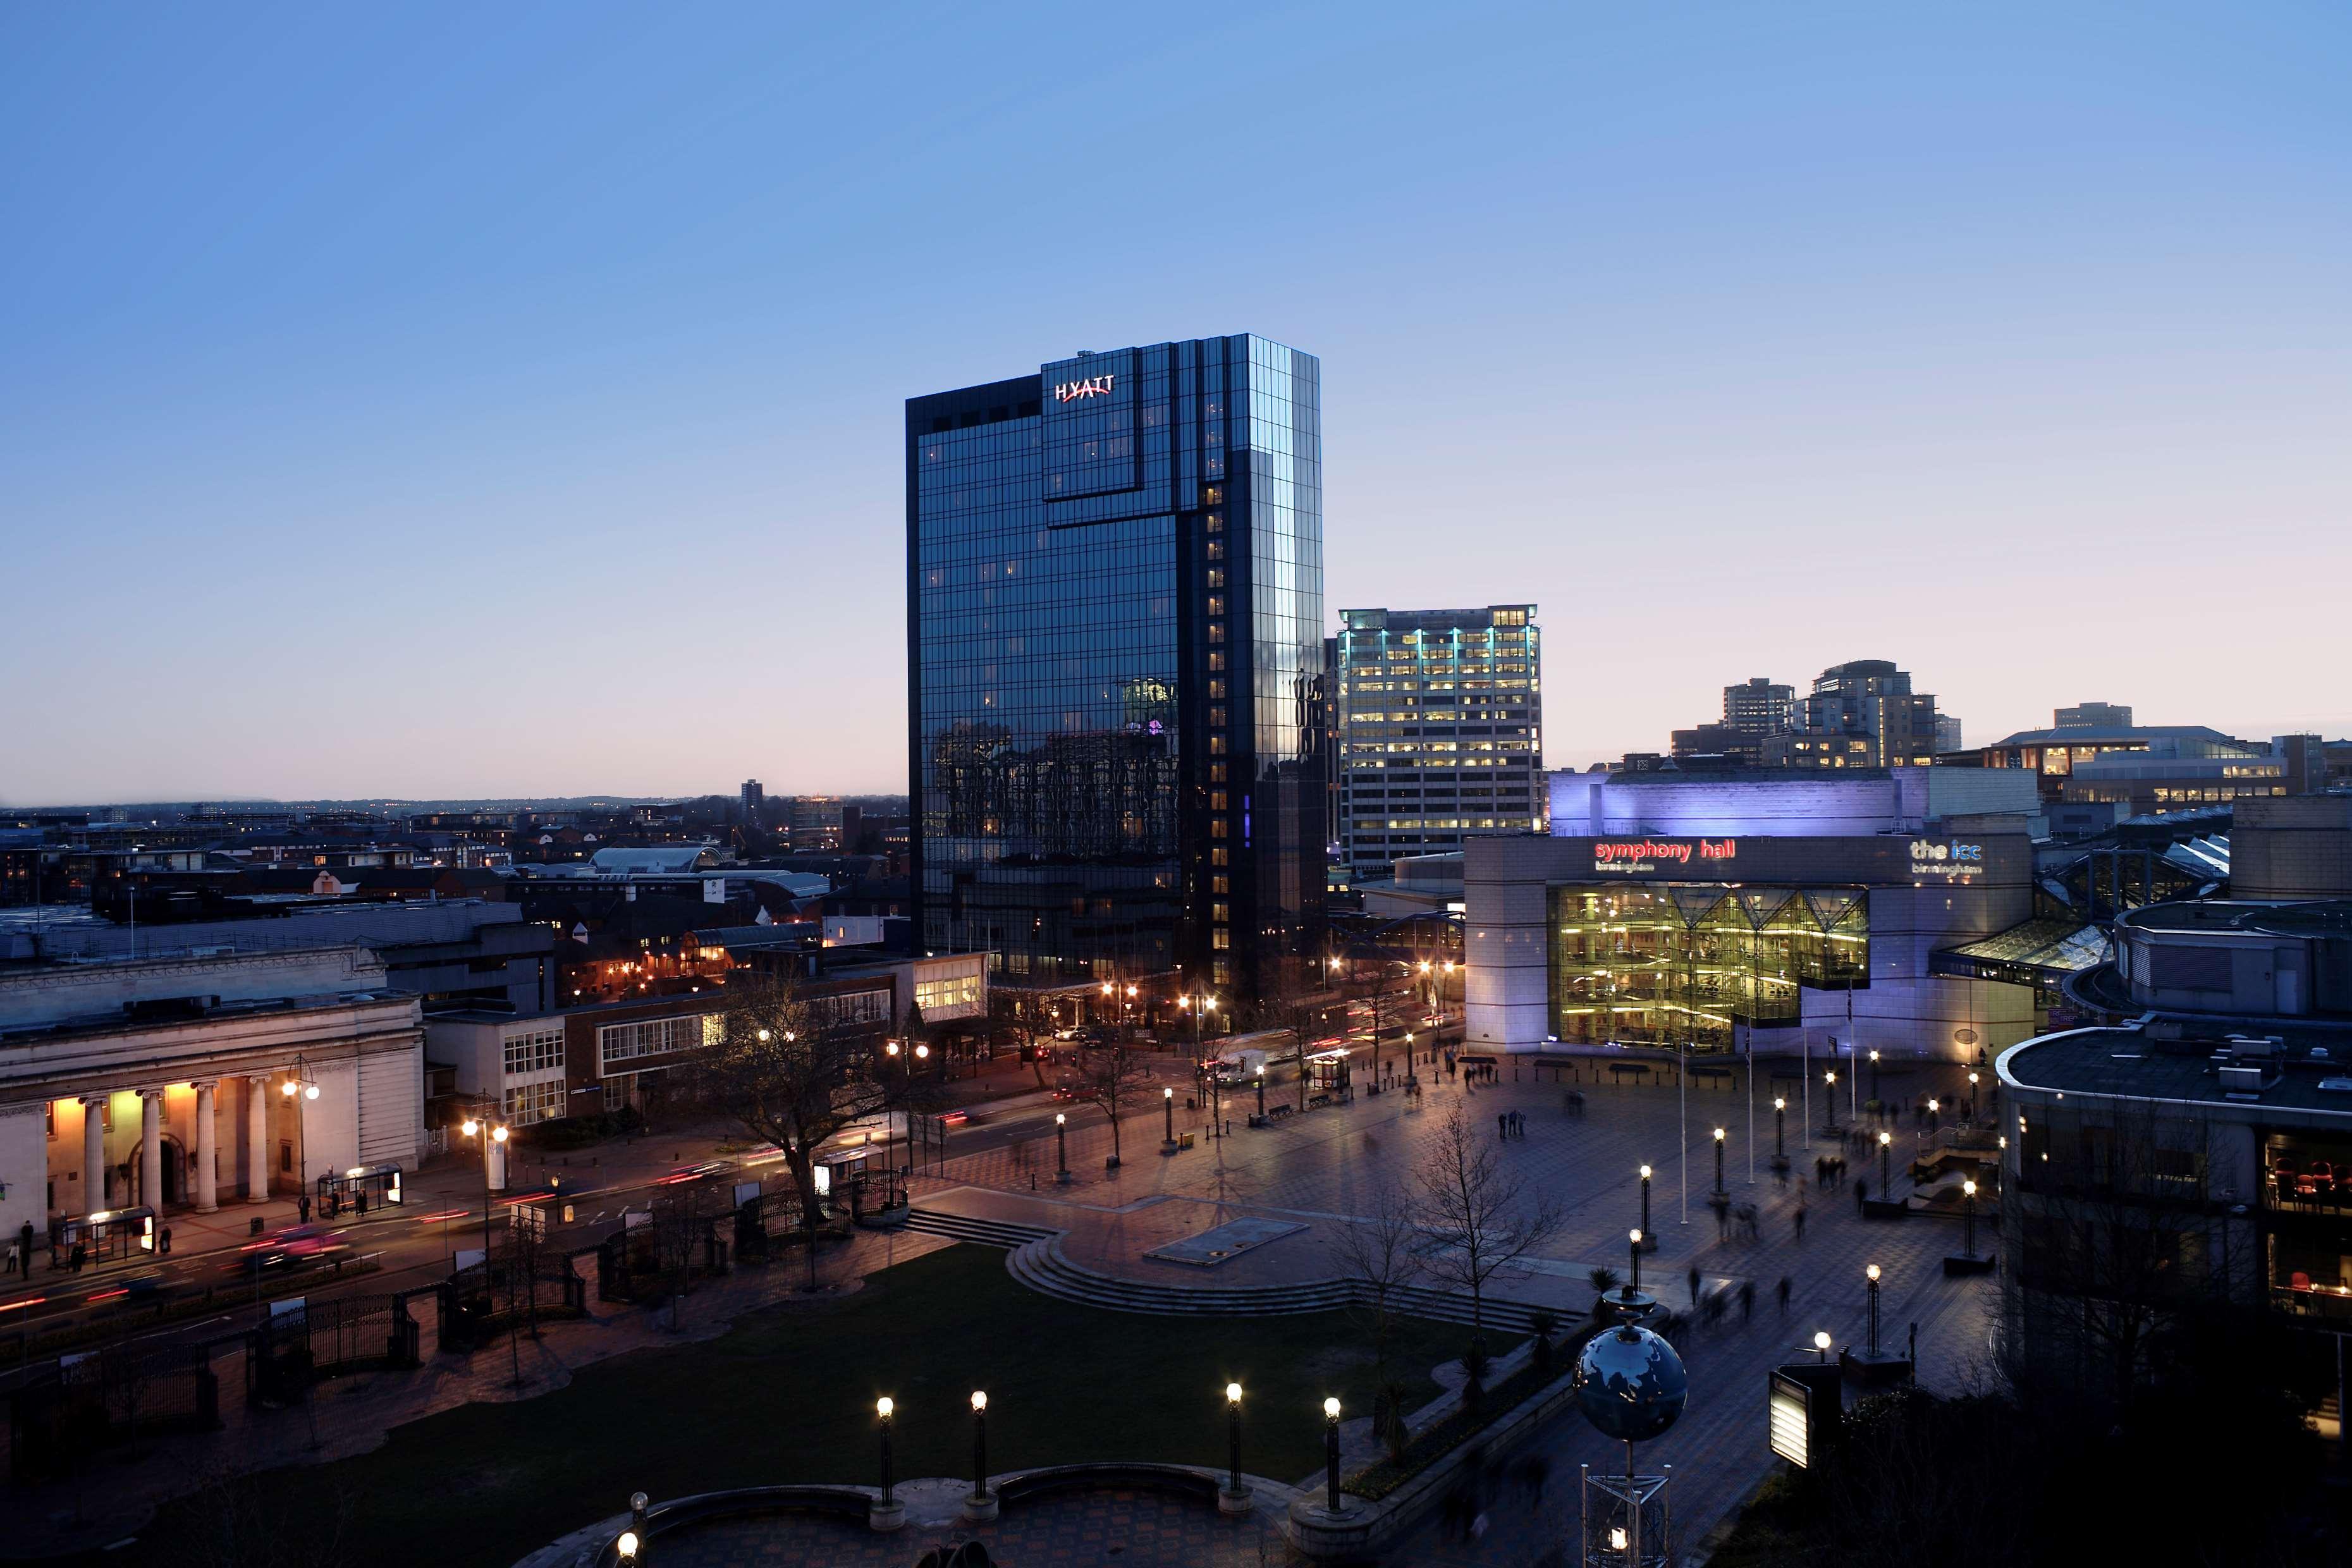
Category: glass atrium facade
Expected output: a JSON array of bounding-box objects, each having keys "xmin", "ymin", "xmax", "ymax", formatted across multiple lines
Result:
[
  {"xmin": 908, "ymin": 336, "xmax": 1324, "ymax": 999},
  {"xmin": 1549, "ymin": 883, "xmax": 1869, "ymax": 1050}
]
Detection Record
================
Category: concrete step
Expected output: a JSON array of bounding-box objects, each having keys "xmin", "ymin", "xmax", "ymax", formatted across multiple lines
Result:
[
  {"xmin": 1000, "ymin": 1238, "xmax": 1566, "ymax": 1335},
  {"xmin": 903, "ymin": 1208, "xmax": 1059, "ymax": 1250}
]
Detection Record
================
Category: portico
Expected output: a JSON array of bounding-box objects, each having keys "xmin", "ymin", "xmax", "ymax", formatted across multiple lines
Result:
[{"xmin": 0, "ymin": 946, "xmax": 427, "ymax": 1246}]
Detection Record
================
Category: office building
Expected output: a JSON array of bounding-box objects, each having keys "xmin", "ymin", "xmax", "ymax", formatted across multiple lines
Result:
[
  {"xmin": 2055, "ymin": 701, "xmax": 2133, "ymax": 730},
  {"xmin": 1761, "ymin": 659, "xmax": 1942, "ymax": 769},
  {"xmin": 1722, "ymin": 677, "xmax": 1793, "ymax": 737},
  {"xmin": 1935, "ymin": 713, "xmax": 1964, "ymax": 753},
  {"xmin": 908, "ymin": 334, "xmax": 1325, "ymax": 1000},
  {"xmin": 1335, "ymin": 605, "xmax": 1542, "ymax": 879},
  {"xmin": 1463, "ymin": 766, "xmax": 2045, "ymax": 1058},
  {"xmin": 741, "ymin": 779, "xmax": 764, "ymax": 829},
  {"xmin": 1957, "ymin": 716, "xmax": 2268, "ymax": 809}
]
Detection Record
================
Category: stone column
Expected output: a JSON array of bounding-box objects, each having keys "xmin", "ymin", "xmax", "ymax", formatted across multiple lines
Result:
[
  {"xmin": 193, "ymin": 1082, "xmax": 219, "ymax": 1212},
  {"xmin": 139, "ymin": 1090, "xmax": 163, "ymax": 1211},
  {"xmin": 247, "ymin": 1076, "xmax": 272, "ymax": 1203},
  {"xmin": 82, "ymin": 1096, "xmax": 107, "ymax": 1214}
]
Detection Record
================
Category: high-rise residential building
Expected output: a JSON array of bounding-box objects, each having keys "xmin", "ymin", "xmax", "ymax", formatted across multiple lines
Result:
[
  {"xmin": 740, "ymin": 779, "xmax": 764, "ymax": 828},
  {"xmin": 1722, "ymin": 677, "xmax": 1794, "ymax": 736},
  {"xmin": 2054, "ymin": 701, "xmax": 2133, "ymax": 730},
  {"xmin": 907, "ymin": 335, "xmax": 1325, "ymax": 1000},
  {"xmin": 1935, "ymin": 713, "xmax": 1965, "ymax": 753},
  {"xmin": 1335, "ymin": 605, "xmax": 1542, "ymax": 879},
  {"xmin": 1761, "ymin": 659, "xmax": 1941, "ymax": 769}
]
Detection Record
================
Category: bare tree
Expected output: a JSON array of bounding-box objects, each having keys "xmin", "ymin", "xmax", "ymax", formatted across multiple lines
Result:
[
  {"xmin": 1259, "ymin": 989, "xmax": 1325, "ymax": 1112},
  {"xmin": 648, "ymin": 1180, "xmax": 720, "ymax": 1332},
  {"xmin": 1328, "ymin": 1185, "xmax": 1424, "ymax": 1455},
  {"xmin": 1410, "ymin": 1101, "xmax": 1562, "ymax": 1345},
  {"xmin": 684, "ymin": 977, "xmax": 919, "ymax": 1239},
  {"xmin": 991, "ymin": 989, "xmax": 1053, "ymax": 1088},
  {"xmin": 2002, "ymin": 1099, "xmax": 2251, "ymax": 1416},
  {"xmin": 1075, "ymin": 1038, "xmax": 1155, "ymax": 1166}
]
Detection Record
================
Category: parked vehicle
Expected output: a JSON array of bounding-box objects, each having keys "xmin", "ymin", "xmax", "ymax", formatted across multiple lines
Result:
[{"xmin": 1211, "ymin": 1048, "xmax": 1267, "ymax": 1084}]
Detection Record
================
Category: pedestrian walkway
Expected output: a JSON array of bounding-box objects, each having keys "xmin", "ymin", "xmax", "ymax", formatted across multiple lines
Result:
[{"xmin": 649, "ymin": 1488, "xmax": 1285, "ymax": 1568}]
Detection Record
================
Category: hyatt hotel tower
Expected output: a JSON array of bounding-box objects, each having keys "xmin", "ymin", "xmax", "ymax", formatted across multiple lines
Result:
[{"xmin": 907, "ymin": 335, "xmax": 1325, "ymax": 1001}]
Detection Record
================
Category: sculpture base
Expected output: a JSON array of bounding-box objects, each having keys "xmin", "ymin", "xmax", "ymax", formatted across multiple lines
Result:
[
  {"xmin": 867, "ymin": 1500, "xmax": 906, "ymax": 1532},
  {"xmin": 961, "ymin": 1490, "xmax": 999, "ymax": 1523},
  {"xmin": 1218, "ymin": 1485, "xmax": 1254, "ymax": 1517}
]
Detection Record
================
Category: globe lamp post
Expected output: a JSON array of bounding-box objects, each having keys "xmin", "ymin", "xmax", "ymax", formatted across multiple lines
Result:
[{"xmin": 1322, "ymin": 1397, "xmax": 1342, "ymax": 1512}]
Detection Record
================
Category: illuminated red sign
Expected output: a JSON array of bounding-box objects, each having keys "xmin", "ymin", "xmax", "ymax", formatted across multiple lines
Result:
[
  {"xmin": 1593, "ymin": 838, "xmax": 1737, "ymax": 868},
  {"xmin": 1054, "ymin": 374, "xmax": 1115, "ymax": 403}
]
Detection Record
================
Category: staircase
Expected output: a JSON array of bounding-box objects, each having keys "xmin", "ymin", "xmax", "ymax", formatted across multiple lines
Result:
[
  {"xmin": 900, "ymin": 1209, "xmax": 1058, "ymax": 1250},
  {"xmin": 997, "ymin": 1233, "xmax": 1560, "ymax": 1333}
]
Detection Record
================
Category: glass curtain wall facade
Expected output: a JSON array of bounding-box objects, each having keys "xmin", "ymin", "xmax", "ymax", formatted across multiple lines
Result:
[
  {"xmin": 1336, "ymin": 606, "xmax": 1542, "ymax": 878},
  {"xmin": 908, "ymin": 335, "xmax": 1323, "ymax": 1001},
  {"xmin": 1548, "ymin": 883, "xmax": 1868, "ymax": 1050}
]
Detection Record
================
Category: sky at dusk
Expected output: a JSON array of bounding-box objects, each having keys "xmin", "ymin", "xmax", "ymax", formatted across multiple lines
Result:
[{"xmin": 4, "ymin": 1, "xmax": 2348, "ymax": 805}]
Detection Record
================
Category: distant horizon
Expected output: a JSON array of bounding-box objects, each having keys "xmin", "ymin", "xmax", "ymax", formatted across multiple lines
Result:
[
  {"xmin": 8, "ymin": 696, "xmax": 2347, "ymax": 813},
  {"xmin": 7, "ymin": 6, "xmax": 2348, "ymax": 800}
]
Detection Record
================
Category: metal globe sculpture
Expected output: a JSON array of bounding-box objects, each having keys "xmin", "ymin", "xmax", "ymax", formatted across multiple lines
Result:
[{"xmin": 1572, "ymin": 1321, "xmax": 1689, "ymax": 1443}]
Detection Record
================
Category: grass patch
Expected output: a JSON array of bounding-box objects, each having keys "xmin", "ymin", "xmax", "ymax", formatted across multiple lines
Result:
[{"xmin": 135, "ymin": 1244, "xmax": 1500, "ymax": 1568}]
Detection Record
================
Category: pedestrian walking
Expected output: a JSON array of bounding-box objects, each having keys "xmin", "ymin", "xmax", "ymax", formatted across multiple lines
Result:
[
  {"xmin": 1777, "ymin": 1275, "xmax": 1792, "ymax": 1314},
  {"xmin": 1855, "ymin": 1177, "xmax": 1870, "ymax": 1215},
  {"xmin": 1498, "ymin": 1112, "xmax": 1509, "ymax": 1141},
  {"xmin": 15, "ymin": 1221, "xmax": 30, "ymax": 1280},
  {"xmin": 1687, "ymin": 1264, "xmax": 1701, "ymax": 1306},
  {"xmin": 1739, "ymin": 1280, "xmax": 1754, "ymax": 1321},
  {"xmin": 1793, "ymin": 1207, "xmax": 1806, "ymax": 1242}
]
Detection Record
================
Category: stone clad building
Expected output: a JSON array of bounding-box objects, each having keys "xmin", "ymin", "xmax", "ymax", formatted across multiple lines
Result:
[{"xmin": 0, "ymin": 945, "xmax": 424, "ymax": 1241}]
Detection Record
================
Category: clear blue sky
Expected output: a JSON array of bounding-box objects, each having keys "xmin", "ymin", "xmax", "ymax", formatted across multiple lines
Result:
[{"xmin": 5, "ymin": 1, "xmax": 2348, "ymax": 803}]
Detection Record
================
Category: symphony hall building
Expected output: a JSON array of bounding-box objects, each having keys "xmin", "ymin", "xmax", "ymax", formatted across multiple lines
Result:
[
  {"xmin": 0, "ymin": 945, "xmax": 424, "ymax": 1242},
  {"xmin": 1462, "ymin": 767, "xmax": 2047, "ymax": 1062}
]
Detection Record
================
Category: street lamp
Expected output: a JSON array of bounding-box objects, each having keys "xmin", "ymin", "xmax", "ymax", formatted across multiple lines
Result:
[
  {"xmin": 1813, "ymin": 1330, "xmax": 1832, "ymax": 1365},
  {"xmin": 459, "ymin": 1113, "xmax": 509, "ymax": 1257},
  {"xmin": 1255, "ymin": 1063, "xmax": 1266, "ymax": 1118},
  {"xmin": 1868, "ymin": 1048, "xmax": 1881, "ymax": 1110},
  {"xmin": 1225, "ymin": 1383, "xmax": 1245, "ymax": 1500},
  {"xmin": 281, "ymin": 1060, "xmax": 321, "ymax": 1211},
  {"xmin": 1712, "ymin": 1126, "xmax": 1727, "ymax": 1196},
  {"xmin": 1772, "ymin": 1097, "xmax": 1787, "ymax": 1168},
  {"xmin": 1822, "ymin": 1069, "xmax": 1839, "ymax": 1136},
  {"xmin": 969, "ymin": 1390, "xmax": 990, "ymax": 1509},
  {"xmin": 1961, "ymin": 1178, "xmax": 1979, "ymax": 1259},
  {"xmin": 1629, "ymin": 1228, "xmax": 1643, "ymax": 1292},
  {"xmin": 1055, "ymin": 1112, "xmax": 1069, "ymax": 1184},
  {"xmin": 876, "ymin": 1397, "xmax": 895, "ymax": 1507},
  {"xmin": 1322, "ymin": 1397, "xmax": 1342, "ymax": 1512},
  {"xmin": 1163, "ymin": 1086, "xmax": 1176, "ymax": 1148},
  {"xmin": 1878, "ymin": 1128, "xmax": 1892, "ymax": 1191},
  {"xmin": 1926, "ymin": 1095, "xmax": 1940, "ymax": 1130},
  {"xmin": 1865, "ymin": 1263, "xmax": 1883, "ymax": 1357},
  {"xmin": 1638, "ymin": 1164, "xmax": 1653, "ymax": 1245}
]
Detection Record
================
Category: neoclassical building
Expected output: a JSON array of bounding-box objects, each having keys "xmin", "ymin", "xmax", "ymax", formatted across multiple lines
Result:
[{"xmin": 0, "ymin": 945, "xmax": 424, "ymax": 1240}]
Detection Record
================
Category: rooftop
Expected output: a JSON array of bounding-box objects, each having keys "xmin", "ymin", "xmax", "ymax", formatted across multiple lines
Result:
[
  {"xmin": 2001, "ymin": 1022, "xmax": 2352, "ymax": 1117},
  {"xmin": 2121, "ymin": 898, "xmax": 2352, "ymax": 936},
  {"xmin": 1986, "ymin": 723, "xmax": 2250, "ymax": 749}
]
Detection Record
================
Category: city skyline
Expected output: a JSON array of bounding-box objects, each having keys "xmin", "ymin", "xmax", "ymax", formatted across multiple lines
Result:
[{"xmin": 7, "ymin": 3, "xmax": 2351, "ymax": 802}]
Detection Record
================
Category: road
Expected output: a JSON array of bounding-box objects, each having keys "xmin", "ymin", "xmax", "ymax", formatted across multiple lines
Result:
[{"xmin": 1, "ymin": 995, "xmax": 1454, "ymax": 1363}]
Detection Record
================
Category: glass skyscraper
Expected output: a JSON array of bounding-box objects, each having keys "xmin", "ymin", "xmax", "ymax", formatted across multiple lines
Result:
[{"xmin": 907, "ymin": 335, "xmax": 1325, "ymax": 1001}]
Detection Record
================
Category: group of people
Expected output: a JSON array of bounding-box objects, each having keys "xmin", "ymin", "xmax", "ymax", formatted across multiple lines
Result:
[{"xmin": 1495, "ymin": 1109, "xmax": 1531, "ymax": 1140}]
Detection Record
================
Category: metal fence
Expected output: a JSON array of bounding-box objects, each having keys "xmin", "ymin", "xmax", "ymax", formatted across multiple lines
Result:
[{"xmin": 8, "ymin": 1338, "xmax": 224, "ymax": 1481}]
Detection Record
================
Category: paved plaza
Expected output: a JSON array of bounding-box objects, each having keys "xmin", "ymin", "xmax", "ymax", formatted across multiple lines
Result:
[
  {"xmin": 650, "ymin": 1487, "xmax": 1290, "ymax": 1568},
  {"xmin": 903, "ymin": 1057, "xmax": 2003, "ymax": 1561}
]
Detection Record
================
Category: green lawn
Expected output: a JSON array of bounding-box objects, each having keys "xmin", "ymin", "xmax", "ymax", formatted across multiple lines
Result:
[{"xmin": 138, "ymin": 1244, "xmax": 1507, "ymax": 1568}]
